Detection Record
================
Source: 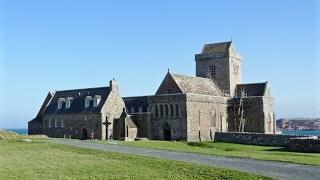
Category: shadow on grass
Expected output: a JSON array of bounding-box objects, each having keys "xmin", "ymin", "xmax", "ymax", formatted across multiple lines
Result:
[{"xmin": 264, "ymin": 147, "xmax": 319, "ymax": 154}]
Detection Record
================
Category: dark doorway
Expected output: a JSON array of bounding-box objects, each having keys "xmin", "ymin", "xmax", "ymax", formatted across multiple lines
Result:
[
  {"xmin": 82, "ymin": 129, "xmax": 88, "ymax": 140},
  {"xmin": 163, "ymin": 123, "xmax": 171, "ymax": 141},
  {"xmin": 164, "ymin": 130, "xmax": 171, "ymax": 141}
]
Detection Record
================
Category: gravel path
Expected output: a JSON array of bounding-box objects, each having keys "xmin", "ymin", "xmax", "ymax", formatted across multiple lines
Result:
[{"xmin": 49, "ymin": 139, "xmax": 319, "ymax": 180}]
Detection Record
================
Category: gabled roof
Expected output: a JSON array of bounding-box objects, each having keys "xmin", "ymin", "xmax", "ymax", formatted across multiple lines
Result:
[
  {"xmin": 235, "ymin": 82, "xmax": 268, "ymax": 97},
  {"xmin": 36, "ymin": 92, "xmax": 54, "ymax": 117},
  {"xmin": 169, "ymin": 72, "xmax": 223, "ymax": 96},
  {"xmin": 201, "ymin": 41, "xmax": 232, "ymax": 54},
  {"xmin": 43, "ymin": 87, "xmax": 110, "ymax": 114}
]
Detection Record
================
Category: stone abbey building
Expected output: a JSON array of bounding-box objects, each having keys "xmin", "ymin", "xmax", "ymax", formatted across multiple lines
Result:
[{"xmin": 28, "ymin": 41, "xmax": 275, "ymax": 141}]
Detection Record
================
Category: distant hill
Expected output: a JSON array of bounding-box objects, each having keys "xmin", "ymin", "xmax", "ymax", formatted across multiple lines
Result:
[{"xmin": 276, "ymin": 118, "xmax": 320, "ymax": 131}]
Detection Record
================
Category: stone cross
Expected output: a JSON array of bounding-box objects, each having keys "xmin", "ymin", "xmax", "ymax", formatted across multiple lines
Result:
[{"xmin": 102, "ymin": 117, "xmax": 111, "ymax": 140}]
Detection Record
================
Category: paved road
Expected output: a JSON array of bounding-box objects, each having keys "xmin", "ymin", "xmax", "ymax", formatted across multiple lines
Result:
[{"xmin": 49, "ymin": 139, "xmax": 319, "ymax": 180}]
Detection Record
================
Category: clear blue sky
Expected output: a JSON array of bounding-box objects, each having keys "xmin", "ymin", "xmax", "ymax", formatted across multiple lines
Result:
[{"xmin": 0, "ymin": 0, "xmax": 319, "ymax": 128}]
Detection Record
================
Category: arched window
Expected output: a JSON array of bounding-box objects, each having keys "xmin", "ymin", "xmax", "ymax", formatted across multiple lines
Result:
[
  {"xmin": 210, "ymin": 109, "xmax": 216, "ymax": 127},
  {"xmin": 160, "ymin": 104, "xmax": 163, "ymax": 117},
  {"xmin": 269, "ymin": 112, "xmax": 273, "ymax": 133},
  {"xmin": 155, "ymin": 105, "xmax": 158, "ymax": 117},
  {"xmin": 130, "ymin": 107, "xmax": 135, "ymax": 113},
  {"xmin": 138, "ymin": 106, "xmax": 143, "ymax": 113},
  {"xmin": 175, "ymin": 104, "xmax": 179, "ymax": 117},
  {"xmin": 170, "ymin": 104, "xmax": 174, "ymax": 117},
  {"xmin": 220, "ymin": 112, "xmax": 225, "ymax": 131},
  {"xmin": 164, "ymin": 104, "xmax": 168, "ymax": 117}
]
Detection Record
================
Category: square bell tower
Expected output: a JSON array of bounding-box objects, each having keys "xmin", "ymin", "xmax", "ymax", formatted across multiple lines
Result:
[{"xmin": 195, "ymin": 41, "xmax": 242, "ymax": 96}]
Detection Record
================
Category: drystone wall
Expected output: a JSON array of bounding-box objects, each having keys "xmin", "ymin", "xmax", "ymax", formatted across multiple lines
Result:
[{"xmin": 214, "ymin": 132, "xmax": 320, "ymax": 152}]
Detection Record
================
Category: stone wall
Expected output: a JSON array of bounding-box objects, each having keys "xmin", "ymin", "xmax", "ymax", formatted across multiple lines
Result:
[
  {"xmin": 288, "ymin": 139, "xmax": 320, "ymax": 153},
  {"xmin": 42, "ymin": 113, "xmax": 102, "ymax": 139},
  {"xmin": 228, "ymin": 97, "xmax": 264, "ymax": 133},
  {"xmin": 100, "ymin": 80, "xmax": 126, "ymax": 140},
  {"xmin": 186, "ymin": 94, "xmax": 228, "ymax": 141},
  {"xmin": 214, "ymin": 132, "xmax": 320, "ymax": 152},
  {"xmin": 130, "ymin": 113, "xmax": 151, "ymax": 138},
  {"xmin": 28, "ymin": 117, "xmax": 43, "ymax": 135},
  {"xmin": 228, "ymin": 43, "xmax": 242, "ymax": 96},
  {"xmin": 195, "ymin": 54, "xmax": 230, "ymax": 94},
  {"xmin": 148, "ymin": 94, "xmax": 187, "ymax": 140},
  {"xmin": 214, "ymin": 132, "xmax": 305, "ymax": 146}
]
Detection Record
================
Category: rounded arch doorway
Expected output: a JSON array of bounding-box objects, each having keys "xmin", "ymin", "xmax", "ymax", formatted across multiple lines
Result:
[{"xmin": 82, "ymin": 128, "xmax": 88, "ymax": 140}]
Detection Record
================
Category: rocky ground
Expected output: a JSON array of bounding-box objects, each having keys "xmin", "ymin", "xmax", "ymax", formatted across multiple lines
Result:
[{"xmin": 277, "ymin": 118, "xmax": 320, "ymax": 131}]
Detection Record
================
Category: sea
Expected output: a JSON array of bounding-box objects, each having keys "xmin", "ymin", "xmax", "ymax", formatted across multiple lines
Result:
[
  {"xmin": 282, "ymin": 130, "xmax": 320, "ymax": 136},
  {"xmin": 2, "ymin": 128, "xmax": 320, "ymax": 136},
  {"xmin": 2, "ymin": 128, "xmax": 28, "ymax": 135}
]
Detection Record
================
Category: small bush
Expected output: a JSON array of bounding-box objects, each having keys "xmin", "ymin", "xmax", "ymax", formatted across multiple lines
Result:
[
  {"xmin": 224, "ymin": 148, "xmax": 236, "ymax": 151},
  {"xmin": 187, "ymin": 142, "xmax": 215, "ymax": 148}
]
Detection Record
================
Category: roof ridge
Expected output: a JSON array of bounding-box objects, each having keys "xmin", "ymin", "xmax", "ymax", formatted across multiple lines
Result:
[
  {"xmin": 55, "ymin": 86, "xmax": 108, "ymax": 92},
  {"xmin": 170, "ymin": 72, "xmax": 213, "ymax": 81},
  {"xmin": 168, "ymin": 72, "xmax": 186, "ymax": 93},
  {"xmin": 237, "ymin": 82, "xmax": 267, "ymax": 85}
]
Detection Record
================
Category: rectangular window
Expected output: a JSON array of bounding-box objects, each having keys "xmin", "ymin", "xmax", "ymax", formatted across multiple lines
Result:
[
  {"xmin": 85, "ymin": 96, "xmax": 92, "ymax": 108},
  {"xmin": 48, "ymin": 119, "xmax": 52, "ymax": 128},
  {"xmin": 57, "ymin": 98, "xmax": 65, "ymax": 109},
  {"xmin": 61, "ymin": 119, "xmax": 64, "ymax": 128},
  {"xmin": 93, "ymin": 95, "xmax": 101, "ymax": 107},
  {"xmin": 55, "ymin": 119, "xmax": 58, "ymax": 127},
  {"xmin": 66, "ymin": 97, "xmax": 73, "ymax": 109}
]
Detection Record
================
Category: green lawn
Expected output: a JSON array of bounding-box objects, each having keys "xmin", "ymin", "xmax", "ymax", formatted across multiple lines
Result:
[
  {"xmin": 0, "ymin": 139, "xmax": 273, "ymax": 180},
  {"xmin": 113, "ymin": 140, "xmax": 320, "ymax": 166}
]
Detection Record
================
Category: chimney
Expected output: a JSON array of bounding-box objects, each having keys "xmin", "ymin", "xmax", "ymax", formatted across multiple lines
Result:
[{"xmin": 109, "ymin": 79, "xmax": 119, "ymax": 91}]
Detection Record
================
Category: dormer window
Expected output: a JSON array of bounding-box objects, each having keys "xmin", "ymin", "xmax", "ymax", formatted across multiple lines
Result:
[
  {"xmin": 93, "ymin": 95, "xmax": 101, "ymax": 107},
  {"xmin": 85, "ymin": 96, "xmax": 93, "ymax": 108},
  {"xmin": 57, "ymin": 98, "xmax": 66, "ymax": 109},
  {"xmin": 66, "ymin": 97, "xmax": 73, "ymax": 109}
]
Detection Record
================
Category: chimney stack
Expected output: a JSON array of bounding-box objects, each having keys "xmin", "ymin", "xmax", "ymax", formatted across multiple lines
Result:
[{"xmin": 109, "ymin": 79, "xmax": 119, "ymax": 91}]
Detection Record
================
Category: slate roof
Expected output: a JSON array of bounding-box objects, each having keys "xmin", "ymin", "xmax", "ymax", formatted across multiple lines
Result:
[
  {"xmin": 235, "ymin": 82, "xmax": 267, "ymax": 97},
  {"xmin": 123, "ymin": 96, "xmax": 149, "ymax": 113},
  {"xmin": 43, "ymin": 87, "xmax": 110, "ymax": 115},
  {"xmin": 201, "ymin": 41, "xmax": 232, "ymax": 54},
  {"xmin": 170, "ymin": 73, "xmax": 223, "ymax": 96}
]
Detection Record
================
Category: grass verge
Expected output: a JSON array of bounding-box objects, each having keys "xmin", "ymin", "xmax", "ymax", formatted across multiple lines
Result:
[
  {"xmin": 0, "ymin": 139, "xmax": 273, "ymax": 180},
  {"xmin": 113, "ymin": 140, "xmax": 320, "ymax": 166}
]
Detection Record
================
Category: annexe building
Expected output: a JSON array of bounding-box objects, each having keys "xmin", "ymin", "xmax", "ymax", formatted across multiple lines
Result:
[{"xmin": 28, "ymin": 80, "xmax": 125, "ymax": 140}]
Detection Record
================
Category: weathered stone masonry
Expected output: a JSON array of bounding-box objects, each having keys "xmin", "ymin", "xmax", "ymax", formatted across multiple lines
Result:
[{"xmin": 29, "ymin": 41, "xmax": 276, "ymax": 141}]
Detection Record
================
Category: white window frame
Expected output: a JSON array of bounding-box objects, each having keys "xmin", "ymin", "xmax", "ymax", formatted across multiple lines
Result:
[
  {"xmin": 57, "ymin": 98, "xmax": 65, "ymax": 109},
  {"xmin": 85, "ymin": 96, "xmax": 92, "ymax": 108},
  {"xmin": 93, "ymin": 95, "xmax": 101, "ymax": 107},
  {"xmin": 66, "ymin": 97, "xmax": 73, "ymax": 109}
]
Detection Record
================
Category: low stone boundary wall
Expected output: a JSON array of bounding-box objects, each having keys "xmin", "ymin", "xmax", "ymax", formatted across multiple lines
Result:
[
  {"xmin": 288, "ymin": 139, "xmax": 320, "ymax": 153},
  {"xmin": 214, "ymin": 132, "xmax": 303, "ymax": 146},
  {"xmin": 214, "ymin": 132, "xmax": 320, "ymax": 152}
]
